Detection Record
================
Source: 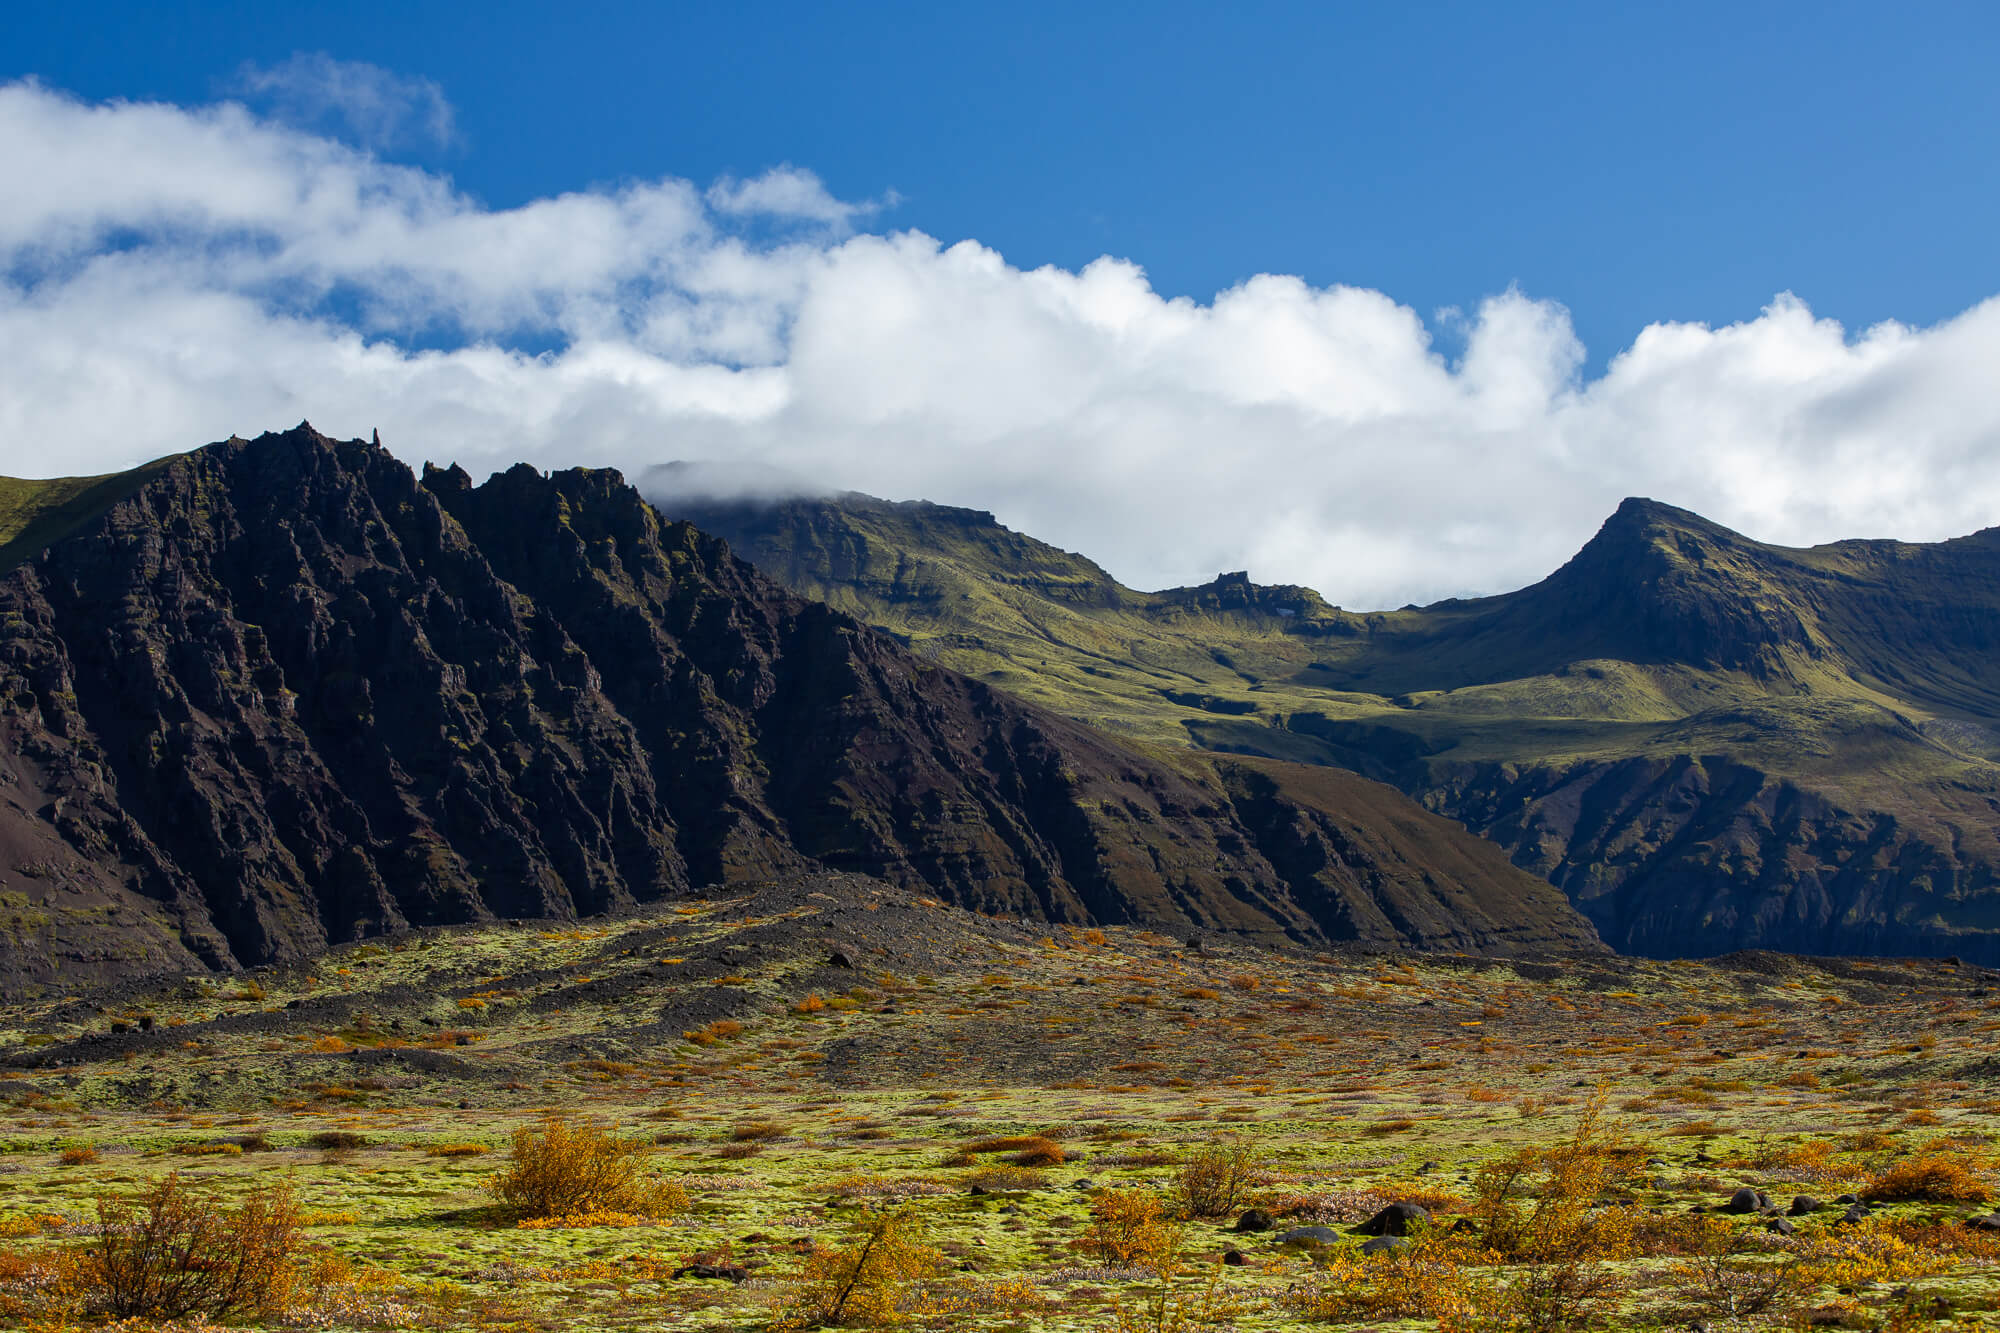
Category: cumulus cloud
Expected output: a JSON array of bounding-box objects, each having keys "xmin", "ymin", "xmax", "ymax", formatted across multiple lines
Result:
[
  {"xmin": 229, "ymin": 53, "xmax": 457, "ymax": 151},
  {"xmin": 2, "ymin": 78, "xmax": 1998, "ymax": 609}
]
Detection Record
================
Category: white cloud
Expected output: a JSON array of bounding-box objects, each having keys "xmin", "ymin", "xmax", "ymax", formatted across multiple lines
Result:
[
  {"xmin": 2, "ymin": 78, "xmax": 1999, "ymax": 609},
  {"xmin": 229, "ymin": 53, "xmax": 457, "ymax": 151},
  {"xmin": 705, "ymin": 165, "xmax": 891, "ymax": 231}
]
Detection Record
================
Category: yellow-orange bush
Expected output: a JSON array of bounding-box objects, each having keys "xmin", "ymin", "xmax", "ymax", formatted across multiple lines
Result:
[
  {"xmin": 1793, "ymin": 1222, "xmax": 1955, "ymax": 1287},
  {"xmin": 1282, "ymin": 1235, "xmax": 1484, "ymax": 1324},
  {"xmin": 1752, "ymin": 1138, "xmax": 1856, "ymax": 1183},
  {"xmin": 1468, "ymin": 1095, "xmax": 1643, "ymax": 1262},
  {"xmin": 487, "ymin": 1115, "xmax": 685, "ymax": 1219},
  {"xmin": 1081, "ymin": 1189, "xmax": 1179, "ymax": 1268},
  {"xmin": 1862, "ymin": 1150, "xmax": 1993, "ymax": 1204},
  {"xmin": 67, "ymin": 1173, "xmax": 325, "ymax": 1321},
  {"xmin": 961, "ymin": 1134, "xmax": 1065, "ymax": 1167},
  {"xmin": 770, "ymin": 1209, "xmax": 948, "ymax": 1329}
]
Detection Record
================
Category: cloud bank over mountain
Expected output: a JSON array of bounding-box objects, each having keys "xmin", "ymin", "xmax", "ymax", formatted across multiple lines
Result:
[{"xmin": 3, "ymin": 76, "xmax": 1996, "ymax": 608}]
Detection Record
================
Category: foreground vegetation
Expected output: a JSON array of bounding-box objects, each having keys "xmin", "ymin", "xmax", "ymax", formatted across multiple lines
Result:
[{"xmin": 6, "ymin": 880, "xmax": 2000, "ymax": 1330}]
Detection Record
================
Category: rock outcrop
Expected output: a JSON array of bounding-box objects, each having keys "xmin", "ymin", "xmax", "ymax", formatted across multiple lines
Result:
[{"xmin": 0, "ymin": 428, "xmax": 1598, "ymax": 994}]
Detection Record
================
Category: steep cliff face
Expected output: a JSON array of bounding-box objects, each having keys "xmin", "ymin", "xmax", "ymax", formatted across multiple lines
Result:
[
  {"xmin": 0, "ymin": 429, "xmax": 1597, "ymax": 993},
  {"xmin": 673, "ymin": 487, "xmax": 2000, "ymax": 962}
]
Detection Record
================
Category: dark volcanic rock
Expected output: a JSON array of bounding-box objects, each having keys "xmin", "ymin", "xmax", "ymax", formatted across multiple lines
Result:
[
  {"xmin": 1353, "ymin": 1202, "xmax": 1430, "ymax": 1236},
  {"xmin": 1722, "ymin": 1188, "xmax": 1769, "ymax": 1215},
  {"xmin": 1276, "ymin": 1226, "xmax": 1343, "ymax": 1247},
  {"xmin": 0, "ymin": 428, "xmax": 1599, "ymax": 995}
]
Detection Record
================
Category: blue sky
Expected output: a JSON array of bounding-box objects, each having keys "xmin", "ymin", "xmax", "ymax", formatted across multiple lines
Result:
[
  {"xmin": 14, "ymin": 1, "xmax": 1998, "ymax": 365},
  {"xmin": 3, "ymin": 3, "xmax": 1999, "ymax": 605}
]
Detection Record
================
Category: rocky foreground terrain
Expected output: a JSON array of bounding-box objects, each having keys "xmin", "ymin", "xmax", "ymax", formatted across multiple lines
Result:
[{"xmin": 4, "ymin": 875, "xmax": 2000, "ymax": 1331}]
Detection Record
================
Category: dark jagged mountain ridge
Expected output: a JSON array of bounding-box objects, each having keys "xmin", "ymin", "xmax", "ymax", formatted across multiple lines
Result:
[
  {"xmin": 663, "ymin": 488, "xmax": 2000, "ymax": 963},
  {"xmin": 0, "ymin": 428, "xmax": 1597, "ymax": 995}
]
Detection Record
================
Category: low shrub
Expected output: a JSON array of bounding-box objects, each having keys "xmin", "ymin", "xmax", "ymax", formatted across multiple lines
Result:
[
  {"xmin": 963, "ymin": 1166, "xmax": 1047, "ymax": 1192},
  {"xmin": 1282, "ymin": 1234, "xmax": 1483, "ymax": 1324},
  {"xmin": 69, "ymin": 1173, "xmax": 321, "ymax": 1321},
  {"xmin": 771, "ymin": 1210, "xmax": 948, "ymax": 1330},
  {"xmin": 1862, "ymin": 1151, "xmax": 1993, "ymax": 1204},
  {"xmin": 1172, "ymin": 1141, "xmax": 1254, "ymax": 1219},
  {"xmin": 1468, "ymin": 1095, "xmax": 1643, "ymax": 1262},
  {"xmin": 1081, "ymin": 1189, "xmax": 1179, "ymax": 1268},
  {"xmin": 488, "ymin": 1115, "xmax": 685, "ymax": 1219}
]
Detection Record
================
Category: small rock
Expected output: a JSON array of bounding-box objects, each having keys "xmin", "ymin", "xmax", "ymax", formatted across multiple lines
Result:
[
  {"xmin": 1234, "ymin": 1208, "xmax": 1275, "ymax": 1233},
  {"xmin": 1789, "ymin": 1195, "xmax": 1822, "ymax": 1216},
  {"xmin": 1221, "ymin": 1247, "xmax": 1247, "ymax": 1266},
  {"xmin": 1966, "ymin": 1213, "xmax": 2000, "ymax": 1232},
  {"xmin": 827, "ymin": 949, "xmax": 854, "ymax": 969},
  {"xmin": 672, "ymin": 1263, "xmax": 748, "ymax": 1283},
  {"xmin": 1766, "ymin": 1216, "xmax": 1796, "ymax": 1236},
  {"xmin": 1833, "ymin": 1193, "xmax": 1860, "ymax": 1205},
  {"xmin": 1359, "ymin": 1235, "xmax": 1408, "ymax": 1255},
  {"xmin": 1835, "ymin": 1205, "xmax": 1868, "ymax": 1226}
]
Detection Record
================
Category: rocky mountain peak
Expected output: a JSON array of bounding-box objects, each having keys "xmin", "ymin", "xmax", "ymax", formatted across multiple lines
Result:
[{"xmin": 0, "ymin": 431, "xmax": 1600, "ymax": 996}]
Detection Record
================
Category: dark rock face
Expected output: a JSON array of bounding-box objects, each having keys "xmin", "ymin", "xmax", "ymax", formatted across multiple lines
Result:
[
  {"xmin": 0, "ymin": 428, "xmax": 1599, "ymax": 994},
  {"xmin": 1415, "ymin": 752, "xmax": 2000, "ymax": 960}
]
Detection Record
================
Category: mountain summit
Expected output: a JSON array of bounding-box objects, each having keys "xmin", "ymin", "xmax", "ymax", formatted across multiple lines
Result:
[
  {"xmin": 0, "ymin": 428, "xmax": 1596, "ymax": 994},
  {"xmin": 666, "ymin": 486, "xmax": 2000, "ymax": 962}
]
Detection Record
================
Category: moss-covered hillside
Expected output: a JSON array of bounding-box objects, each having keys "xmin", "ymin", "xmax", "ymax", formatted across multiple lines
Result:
[{"xmin": 658, "ymin": 489, "xmax": 2000, "ymax": 962}]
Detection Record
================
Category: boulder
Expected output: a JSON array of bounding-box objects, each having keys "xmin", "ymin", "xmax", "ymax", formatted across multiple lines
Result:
[
  {"xmin": 673, "ymin": 1264, "xmax": 748, "ymax": 1283},
  {"xmin": 1234, "ymin": 1208, "xmax": 1275, "ymax": 1233},
  {"xmin": 1766, "ymin": 1216, "xmax": 1796, "ymax": 1236},
  {"xmin": 1359, "ymin": 1235, "xmax": 1408, "ymax": 1255},
  {"xmin": 1789, "ymin": 1196, "xmax": 1822, "ymax": 1216},
  {"xmin": 1722, "ymin": 1187, "xmax": 1764, "ymax": 1215},
  {"xmin": 1276, "ymin": 1226, "xmax": 1344, "ymax": 1247},
  {"xmin": 1353, "ymin": 1202, "xmax": 1431, "ymax": 1237}
]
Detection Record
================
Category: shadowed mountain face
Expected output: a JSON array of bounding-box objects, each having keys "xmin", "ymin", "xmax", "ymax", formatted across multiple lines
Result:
[
  {"xmin": 663, "ymin": 489, "xmax": 2000, "ymax": 963},
  {"xmin": 0, "ymin": 429, "xmax": 1597, "ymax": 994}
]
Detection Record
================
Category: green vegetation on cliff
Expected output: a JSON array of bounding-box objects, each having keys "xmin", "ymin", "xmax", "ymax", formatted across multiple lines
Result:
[{"xmin": 660, "ymin": 487, "xmax": 2000, "ymax": 962}]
